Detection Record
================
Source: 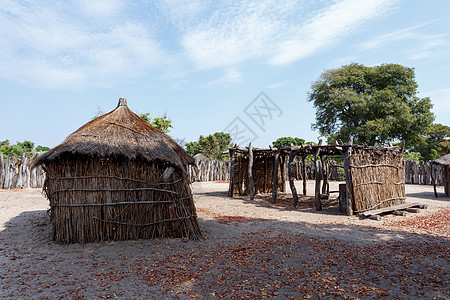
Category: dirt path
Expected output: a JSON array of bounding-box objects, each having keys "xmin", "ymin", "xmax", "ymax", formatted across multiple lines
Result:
[{"xmin": 0, "ymin": 181, "xmax": 448, "ymax": 299}]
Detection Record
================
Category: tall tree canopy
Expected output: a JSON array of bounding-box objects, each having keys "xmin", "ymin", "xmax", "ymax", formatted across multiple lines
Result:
[
  {"xmin": 0, "ymin": 140, "xmax": 49, "ymax": 158},
  {"xmin": 185, "ymin": 132, "xmax": 232, "ymax": 160},
  {"xmin": 413, "ymin": 123, "xmax": 450, "ymax": 160},
  {"xmin": 308, "ymin": 63, "xmax": 435, "ymax": 147},
  {"xmin": 272, "ymin": 137, "xmax": 305, "ymax": 148}
]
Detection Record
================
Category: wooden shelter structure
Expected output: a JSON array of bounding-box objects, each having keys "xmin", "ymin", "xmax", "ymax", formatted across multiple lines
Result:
[
  {"xmin": 33, "ymin": 98, "xmax": 202, "ymax": 244},
  {"xmin": 431, "ymin": 153, "xmax": 450, "ymax": 197},
  {"xmin": 227, "ymin": 145, "xmax": 287, "ymax": 201},
  {"xmin": 228, "ymin": 140, "xmax": 406, "ymax": 215}
]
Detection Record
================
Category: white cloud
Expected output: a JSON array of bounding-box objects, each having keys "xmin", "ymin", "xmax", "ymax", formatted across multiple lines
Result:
[
  {"xmin": 360, "ymin": 21, "xmax": 449, "ymax": 60},
  {"xmin": 180, "ymin": 0, "xmax": 396, "ymax": 69},
  {"xmin": 265, "ymin": 81, "xmax": 290, "ymax": 89},
  {"xmin": 0, "ymin": 0, "xmax": 399, "ymax": 89},
  {"xmin": 77, "ymin": 0, "xmax": 124, "ymax": 18},
  {"xmin": 427, "ymin": 88, "xmax": 450, "ymax": 114},
  {"xmin": 0, "ymin": 1, "xmax": 165, "ymax": 89},
  {"xmin": 270, "ymin": 0, "xmax": 395, "ymax": 65},
  {"xmin": 205, "ymin": 68, "xmax": 243, "ymax": 87}
]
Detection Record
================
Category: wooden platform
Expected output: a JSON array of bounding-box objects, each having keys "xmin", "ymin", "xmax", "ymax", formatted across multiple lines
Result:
[{"xmin": 360, "ymin": 202, "xmax": 427, "ymax": 218}]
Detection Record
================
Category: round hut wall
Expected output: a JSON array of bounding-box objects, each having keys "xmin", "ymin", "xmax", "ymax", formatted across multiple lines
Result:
[{"xmin": 44, "ymin": 156, "xmax": 201, "ymax": 244}]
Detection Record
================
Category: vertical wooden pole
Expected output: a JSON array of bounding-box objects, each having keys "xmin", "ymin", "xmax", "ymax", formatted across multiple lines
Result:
[
  {"xmin": 431, "ymin": 164, "xmax": 438, "ymax": 198},
  {"xmin": 0, "ymin": 154, "xmax": 4, "ymax": 189},
  {"xmin": 228, "ymin": 149, "xmax": 235, "ymax": 197},
  {"xmin": 343, "ymin": 137, "xmax": 354, "ymax": 215},
  {"xmin": 238, "ymin": 155, "xmax": 244, "ymax": 195},
  {"xmin": 288, "ymin": 149, "xmax": 299, "ymax": 207},
  {"xmin": 4, "ymin": 156, "xmax": 11, "ymax": 189},
  {"xmin": 302, "ymin": 155, "xmax": 307, "ymax": 195},
  {"xmin": 248, "ymin": 143, "xmax": 255, "ymax": 200},
  {"xmin": 445, "ymin": 166, "xmax": 449, "ymax": 197},
  {"xmin": 320, "ymin": 155, "xmax": 328, "ymax": 195},
  {"xmin": 314, "ymin": 140, "xmax": 322, "ymax": 211},
  {"xmin": 280, "ymin": 155, "xmax": 286, "ymax": 192},
  {"xmin": 272, "ymin": 147, "xmax": 281, "ymax": 204}
]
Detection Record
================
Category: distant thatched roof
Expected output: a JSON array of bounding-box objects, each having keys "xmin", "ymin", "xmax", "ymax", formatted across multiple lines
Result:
[
  {"xmin": 194, "ymin": 153, "xmax": 210, "ymax": 163},
  {"xmin": 34, "ymin": 98, "xmax": 194, "ymax": 169},
  {"xmin": 432, "ymin": 153, "xmax": 450, "ymax": 166}
]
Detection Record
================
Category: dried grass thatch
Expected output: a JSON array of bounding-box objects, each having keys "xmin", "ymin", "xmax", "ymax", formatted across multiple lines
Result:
[
  {"xmin": 432, "ymin": 154, "xmax": 450, "ymax": 166},
  {"xmin": 34, "ymin": 98, "xmax": 202, "ymax": 244}
]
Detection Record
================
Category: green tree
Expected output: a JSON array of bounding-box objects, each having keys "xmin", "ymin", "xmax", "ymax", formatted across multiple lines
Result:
[
  {"xmin": 413, "ymin": 123, "xmax": 450, "ymax": 160},
  {"xmin": 404, "ymin": 151, "xmax": 422, "ymax": 162},
  {"xmin": 35, "ymin": 145, "xmax": 51, "ymax": 152},
  {"xmin": 140, "ymin": 113, "xmax": 173, "ymax": 133},
  {"xmin": 272, "ymin": 137, "xmax": 305, "ymax": 148},
  {"xmin": 185, "ymin": 132, "xmax": 232, "ymax": 160},
  {"xmin": 308, "ymin": 63, "xmax": 435, "ymax": 147},
  {"xmin": 0, "ymin": 140, "xmax": 37, "ymax": 158}
]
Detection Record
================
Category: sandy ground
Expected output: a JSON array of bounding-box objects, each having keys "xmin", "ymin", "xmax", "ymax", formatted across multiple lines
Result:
[{"xmin": 0, "ymin": 181, "xmax": 448, "ymax": 299}]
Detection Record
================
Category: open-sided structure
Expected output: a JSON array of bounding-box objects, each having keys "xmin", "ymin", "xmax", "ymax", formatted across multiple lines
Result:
[
  {"xmin": 33, "ymin": 98, "xmax": 202, "ymax": 243},
  {"xmin": 228, "ymin": 140, "xmax": 406, "ymax": 215},
  {"xmin": 228, "ymin": 146, "xmax": 286, "ymax": 200},
  {"xmin": 432, "ymin": 154, "xmax": 450, "ymax": 197}
]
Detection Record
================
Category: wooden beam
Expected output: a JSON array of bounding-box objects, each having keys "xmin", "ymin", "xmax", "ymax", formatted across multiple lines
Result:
[
  {"xmin": 302, "ymin": 155, "xmax": 307, "ymax": 195},
  {"xmin": 280, "ymin": 155, "xmax": 286, "ymax": 192},
  {"xmin": 248, "ymin": 143, "xmax": 255, "ymax": 200},
  {"xmin": 320, "ymin": 154, "xmax": 329, "ymax": 195},
  {"xmin": 431, "ymin": 164, "xmax": 438, "ymax": 198},
  {"xmin": 272, "ymin": 146, "xmax": 281, "ymax": 204},
  {"xmin": 288, "ymin": 149, "xmax": 299, "ymax": 207},
  {"xmin": 0, "ymin": 154, "xmax": 4, "ymax": 189},
  {"xmin": 238, "ymin": 155, "xmax": 244, "ymax": 195},
  {"xmin": 314, "ymin": 139, "xmax": 323, "ymax": 211},
  {"xmin": 227, "ymin": 149, "xmax": 235, "ymax": 197},
  {"xmin": 343, "ymin": 136, "xmax": 354, "ymax": 215}
]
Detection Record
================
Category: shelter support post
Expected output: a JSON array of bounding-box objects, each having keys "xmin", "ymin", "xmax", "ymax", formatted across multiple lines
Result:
[
  {"xmin": 343, "ymin": 137, "xmax": 354, "ymax": 215},
  {"xmin": 288, "ymin": 149, "xmax": 299, "ymax": 207},
  {"xmin": 228, "ymin": 149, "xmax": 235, "ymax": 197},
  {"xmin": 302, "ymin": 155, "xmax": 307, "ymax": 195},
  {"xmin": 272, "ymin": 147, "xmax": 281, "ymax": 204},
  {"xmin": 431, "ymin": 164, "xmax": 438, "ymax": 198},
  {"xmin": 314, "ymin": 140, "xmax": 322, "ymax": 211},
  {"xmin": 320, "ymin": 155, "xmax": 329, "ymax": 196},
  {"xmin": 280, "ymin": 155, "xmax": 286, "ymax": 192},
  {"xmin": 248, "ymin": 143, "xmax": 255, "ymax": 200}
]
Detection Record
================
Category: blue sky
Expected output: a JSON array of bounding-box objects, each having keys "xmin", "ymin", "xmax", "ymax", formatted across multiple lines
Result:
[{"xmin": 0, "ymin": 0, "xmax": 449, "ymax": 148}]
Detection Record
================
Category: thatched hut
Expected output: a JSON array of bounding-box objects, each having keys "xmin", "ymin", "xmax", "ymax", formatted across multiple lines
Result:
[
  {"xmin": 33, "ymin": 98, "xmax": 202, "ymax": 244},
  {"xmin": 432, "ymin": 154, "xmax": 450, "ymax": 197}
]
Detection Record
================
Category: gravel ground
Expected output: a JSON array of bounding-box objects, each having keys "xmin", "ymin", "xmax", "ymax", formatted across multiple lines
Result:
[{"xmin": 0, "ymin": 181, "xmax": 448, "ymax": 299}]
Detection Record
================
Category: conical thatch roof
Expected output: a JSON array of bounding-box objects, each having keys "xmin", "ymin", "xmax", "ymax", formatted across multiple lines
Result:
[
  {"xmin": 432, "ymin": 153, "xmax": 450, "ymax": 166},
  {"xmin": 34, "ymin": 98, "xmax": 194, "ymax": 169}
]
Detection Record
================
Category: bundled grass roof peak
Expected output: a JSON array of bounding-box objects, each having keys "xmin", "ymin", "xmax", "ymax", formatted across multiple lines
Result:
[{"xmin": 34, "ymin": 98, "xmax": 194, "ymax": 169}]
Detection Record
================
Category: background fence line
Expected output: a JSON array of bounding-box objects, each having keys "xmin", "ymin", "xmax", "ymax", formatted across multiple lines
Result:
[
  {"xmin": 0, "ymin": 154, "xmax": 45, "ymax": 189},
  {"xmin": 0, "ymin": 155, "xmax": 445, "ymax": 189}
]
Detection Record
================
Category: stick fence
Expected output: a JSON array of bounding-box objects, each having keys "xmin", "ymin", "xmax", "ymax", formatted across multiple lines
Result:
[{"xmin": 0, "ymin": 155, "xmax": 445, "ymax": 189}]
